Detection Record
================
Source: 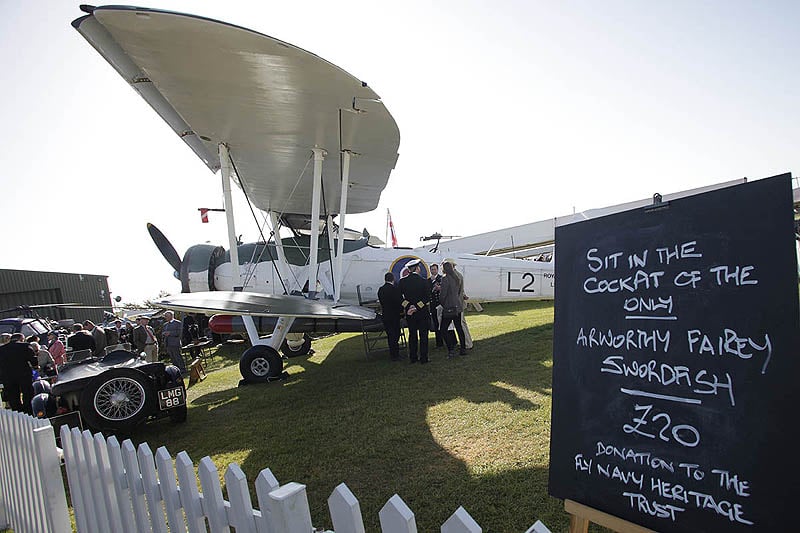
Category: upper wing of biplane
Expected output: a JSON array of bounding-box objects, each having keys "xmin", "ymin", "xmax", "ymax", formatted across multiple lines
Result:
[{"xmin": 72, "ymin": 5, "xmax": 400, "ymax": 215}]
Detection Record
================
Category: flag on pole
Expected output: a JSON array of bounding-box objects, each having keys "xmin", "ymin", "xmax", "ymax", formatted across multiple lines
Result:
[
  {"xmin": 199, "ymin": 208, "xmax": 210, "ymax": 223},
  {"xmin": 387, "ymin": 209, "xmax": 398, "ymax": 247}
]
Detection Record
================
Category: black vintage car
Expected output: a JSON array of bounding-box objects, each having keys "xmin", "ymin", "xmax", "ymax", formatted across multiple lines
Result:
[{"xmin": 35, "ymin": 345, "xmax": 187, "ymax": 433}]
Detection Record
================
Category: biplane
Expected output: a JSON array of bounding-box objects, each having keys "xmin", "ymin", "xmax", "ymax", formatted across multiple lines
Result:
[{"xmin": 72, "ymin": 5, "xmax": 554, "ymax": 383}]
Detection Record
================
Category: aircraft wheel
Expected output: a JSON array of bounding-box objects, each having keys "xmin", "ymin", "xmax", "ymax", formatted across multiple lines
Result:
[
  {"xmin": 280, "ymin": 333, "xmax": 312, "ymax": 357},
  {"xmin": 80, "ymin": 368, "xmax": 155, "ymax": 432},
  {"xmin": 239, "ymin": 345, "xmax": 283, "ymax": 383}
]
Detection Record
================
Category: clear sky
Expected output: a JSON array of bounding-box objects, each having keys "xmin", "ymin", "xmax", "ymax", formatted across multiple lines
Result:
[{"xmin": 1, "ymin": 1, "xmax": 798, "ymax": 303}]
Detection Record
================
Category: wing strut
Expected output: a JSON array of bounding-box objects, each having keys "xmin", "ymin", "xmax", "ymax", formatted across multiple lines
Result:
[
  {"xmin": 308, "ymin": 148, "xmax": 325, "ymax": 298},
  {"xmin": 219, "ymin": 143, "xmax": 242, "ymax": 288},
  {"xmin": 333, "ymin": 149, "xmax": 352, "ymax": 302},
  {"xmin": 220, "ymin": 142, "xmax": 264, "ymax": 344}
]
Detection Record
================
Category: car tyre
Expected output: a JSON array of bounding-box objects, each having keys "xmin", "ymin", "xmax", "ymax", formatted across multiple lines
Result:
[
  {"xmin": 80, "ymin": 368, "xmax": 155, "ymax": 432},
  {"xmin": 280, "ymin": 333, "xmax": 312, "ymax": 357},
  {"xmin": 239, "ymin": 345, "xmax": 283, "ymax": 383}
]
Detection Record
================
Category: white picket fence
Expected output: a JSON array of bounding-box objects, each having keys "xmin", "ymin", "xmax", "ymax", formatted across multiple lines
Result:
[
  {"xmin": 0, "ymin": 409, "xmax": 70, "ymax": 533},
  {"xmin": 60, "ymin": 425, "xmax": 552, "ymax": 533}
]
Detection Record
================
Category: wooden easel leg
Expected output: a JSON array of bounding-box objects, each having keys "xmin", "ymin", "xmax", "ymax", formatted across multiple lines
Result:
[
  {"xmin": 188, "ymin": 358, "xmax": 206, "ymax": 385},
  {"xmin": 569, "ymin": 514, "xmax": 589, "ymax": 533}
]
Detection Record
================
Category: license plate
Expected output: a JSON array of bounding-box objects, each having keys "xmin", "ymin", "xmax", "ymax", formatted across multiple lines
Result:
[{"xmin": 158, "ymin": 386, "xmax": 185, "ymax": 410}]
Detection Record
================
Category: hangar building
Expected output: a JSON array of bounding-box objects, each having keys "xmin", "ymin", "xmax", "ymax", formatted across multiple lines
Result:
[{"xmin": 0, "ymin": 269, "xmax": 112, "ymax": 324}]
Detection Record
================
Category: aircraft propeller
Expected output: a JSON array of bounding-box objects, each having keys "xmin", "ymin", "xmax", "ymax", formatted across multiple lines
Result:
[{"xmin": 147, "ymin": 223, "xmax": 182, "ymax": 273}]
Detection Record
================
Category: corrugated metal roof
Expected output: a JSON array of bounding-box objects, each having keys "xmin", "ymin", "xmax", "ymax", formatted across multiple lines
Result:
[{"xmin": 0, "ymin": 269, "xmax": 112, "ymax": 324}]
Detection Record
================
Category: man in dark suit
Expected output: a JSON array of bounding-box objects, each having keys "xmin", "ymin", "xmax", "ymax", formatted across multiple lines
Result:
[
  {"xmin": 67, "ymin": 324, "xmax": 96, "ymax": 355},
  {"xmin": 398, "ymin": 259, "xmax": 431, "ymax": 364},
  {"xmin": 0, "ymin": 333, "xmax": 37, "ymax": 413},
  {"xmin": 378, "ymin": 272, "xmax": 404, "ymax": 361}
]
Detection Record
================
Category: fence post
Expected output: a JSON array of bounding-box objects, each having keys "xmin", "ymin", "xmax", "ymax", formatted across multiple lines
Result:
[
  {"xmin": 525, "ymin": 520, "xmax": 553, "ymax": 533},
  {"xmin": 441, "ymin": 506, "xmax": 481, "ymax": 533},
  {"xmin": 327, "ymin": 482, "xmax": 365, "ymax": 533},
  {"xmin": 105, "ymin": 436, "xmax": 137, "ymax": 533},
  {"xmin": 121, "ymin": 438, "xmax": 150, "ymax": 532},
  {"xmin": 156, "ymin": 446, "xmax": 186, "ymax": 533},
  {"xmin": 225, "ymin": 463, "xmax": 257, "ymax": 533},
  {"xmin": 32, "ymin": 425, "xmax": 70, "ymax": 533},
  {"xmin": 267, "ymin": 482, "xmax": 313, "ymax": 532},
  {"xmin": 0, "ymin": 412, "xmax": 14, "ymax": 530},
  {"xmin": 175, "ymin": 451, "xmax": 206, "ymax": 533},
  {"xmin": 379, "ymin": 494, "xmax": 417, "ymax": 533},
  {"xmin": 138, "ymin": 443, "xmax": 169, "ymax": 533},
  {"xmin": 254, "ymin": 468, "xmax": 280, "ymax": 533},
  {"xmin": 197, "ymin": 456, "xmax": 229, "ymax": 532}
]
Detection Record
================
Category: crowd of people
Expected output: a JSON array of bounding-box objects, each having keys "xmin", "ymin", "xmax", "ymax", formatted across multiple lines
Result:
[
  {"xmin": 0, "ymin": 312, "xmax": 205, "ymax": 414},
  {"xmin": 378, "ymin": 258, "xmax": 473, "ymax": 364}
]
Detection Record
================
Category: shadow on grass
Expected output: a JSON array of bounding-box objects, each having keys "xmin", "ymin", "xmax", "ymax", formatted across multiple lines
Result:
[{"xmin": 135, "ymin": 307, "xmax": 568, "ymax": 531}]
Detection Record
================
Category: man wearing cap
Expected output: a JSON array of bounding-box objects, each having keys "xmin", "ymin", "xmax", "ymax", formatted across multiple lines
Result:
[
  {"xmin": 398, "ymin": 259, "xmax": 431, "ymax": 364},
  {"xmin": 133, "ymin": 316, "xmax": 159, "ymax": 362}
]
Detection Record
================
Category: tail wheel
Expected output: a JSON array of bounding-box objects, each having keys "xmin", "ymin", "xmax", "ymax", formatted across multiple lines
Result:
[
  {"xmin": 280, "ymin": 333, "xmax": 312, "ymax": 357},
  {"xmin": 239, "ymin": 345, "xmax": 283, "ymax": 383}
]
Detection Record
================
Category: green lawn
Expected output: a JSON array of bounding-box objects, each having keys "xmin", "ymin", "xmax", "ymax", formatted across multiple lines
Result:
[{"xmin": 134, "ymin": 300, "xmax": 571, "ymax": 531}]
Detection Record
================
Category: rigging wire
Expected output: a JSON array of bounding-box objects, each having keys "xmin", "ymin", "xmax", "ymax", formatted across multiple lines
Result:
[{"xmin": 225, "ymin": 152, "xmax": 290, "ymax": 295}]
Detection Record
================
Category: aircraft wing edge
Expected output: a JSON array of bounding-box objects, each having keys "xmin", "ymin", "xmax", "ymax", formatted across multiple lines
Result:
[
  {"xmin": 72, "ymin": 12, "xmax": 220, "ymax": 172},
  {"xmin": 154, "ymin": 291, "xmax": 376, "ymax": 320}
]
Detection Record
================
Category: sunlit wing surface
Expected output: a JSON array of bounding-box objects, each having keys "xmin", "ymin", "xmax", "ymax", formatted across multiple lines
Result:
[
  {"xmin": 72, "ymin": 6, "xmax": 400, "ymax": 215},
  {"xmin": 156, "ymin": 291, "xmax": 376, "ymax": 320}
]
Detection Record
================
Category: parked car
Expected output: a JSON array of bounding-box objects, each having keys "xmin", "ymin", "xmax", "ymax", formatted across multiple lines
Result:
[
  {"xmin": 33, "ymin": 345, "xmax": 187, "ymax": 433},
  {"xmin": 0, "ymin": 317, "xmax": 53, "ymax": 338}
]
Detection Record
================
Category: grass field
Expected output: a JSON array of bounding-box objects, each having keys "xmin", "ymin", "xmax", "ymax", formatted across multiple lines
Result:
[{"xmin": 133, "ymin": 300, "xmax": 571, "ymax": 531}]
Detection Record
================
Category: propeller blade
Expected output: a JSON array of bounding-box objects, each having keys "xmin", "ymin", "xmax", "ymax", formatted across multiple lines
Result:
[{"xmin": 147, "ymin": 223, "xmax": 182, "ymax": 273}]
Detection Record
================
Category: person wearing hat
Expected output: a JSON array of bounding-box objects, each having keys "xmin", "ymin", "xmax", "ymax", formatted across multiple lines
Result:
[
  {"xmin": 133, "ymin": 316, "xmax": 159, "ymax": 362},
  {"xmin": 398, "ymin": 258, "xmax": 431, "ymax": 364},
  {"xmin": 47, "ymin": 331, "xmax": 66, "ymax": 367}
]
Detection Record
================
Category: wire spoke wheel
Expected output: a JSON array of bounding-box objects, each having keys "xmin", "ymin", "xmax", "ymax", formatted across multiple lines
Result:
[{"xmin": 94, "ymin": 377, "xmax": 146, "ymax": 420}]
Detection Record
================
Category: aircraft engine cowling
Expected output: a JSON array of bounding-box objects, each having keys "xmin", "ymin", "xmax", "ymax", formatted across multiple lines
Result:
[{"xmin": 180, "ymin": 245, "xmax": 226, "ymax": 292}]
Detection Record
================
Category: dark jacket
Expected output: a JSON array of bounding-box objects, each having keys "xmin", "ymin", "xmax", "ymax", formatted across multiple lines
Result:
[
  {"xmin": 67, "ymin": 331, "xmax": 96, "ymax": 353},
  {"xmin": 0, "ymin": 342, "xmax": 37, "ymax": 381},
  {"xmin": 91, "ymin": 327, "xmax": 107, "ymax": 356},
  {"xmin": 398, "ymin": 273, "xmax": 431, "ymax": 314},
  {"xmin": 429, "ymin": 273, "xmax": 442, "ymax": 308},
  {"xmin": 439, "ymin": 273, "xmax": 464, "ymax": 313},
  {"xmin": 378, "ymin": 282, "xmax": 403, "ymax": 321}
]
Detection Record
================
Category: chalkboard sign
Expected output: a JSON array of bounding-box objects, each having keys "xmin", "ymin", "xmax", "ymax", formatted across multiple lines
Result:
[{"xmin": 549, "ymin": 174, "xmax": 799, "ymax": 532}]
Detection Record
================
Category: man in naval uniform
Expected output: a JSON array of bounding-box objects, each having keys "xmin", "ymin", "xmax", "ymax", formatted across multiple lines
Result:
[{"xmin": 398, "ymin": 259, "xmax": 431, "ymax": 364}]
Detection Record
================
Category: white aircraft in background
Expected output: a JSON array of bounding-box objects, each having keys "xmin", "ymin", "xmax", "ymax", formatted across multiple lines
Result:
[{"xmin": 73, "ymin": 5, "xmax": 554, "ymax": 384}]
